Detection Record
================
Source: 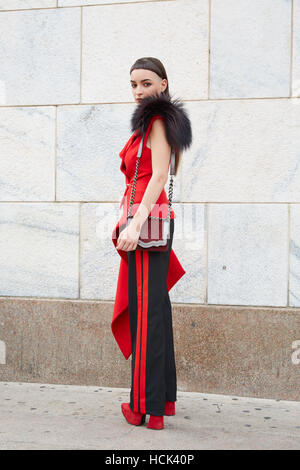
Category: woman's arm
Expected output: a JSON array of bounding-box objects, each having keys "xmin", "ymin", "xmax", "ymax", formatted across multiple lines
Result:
[
  {"xmin": 132, "ymin": 118, "xmax": 170, "ymax": 230},
  {"xmin": 116, "ymin": 119, "xmax": 171, "ymax": 252}
]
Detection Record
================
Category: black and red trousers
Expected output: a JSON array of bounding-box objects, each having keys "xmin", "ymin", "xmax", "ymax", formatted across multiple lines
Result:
[{"xmin": 127, "ymin": 218, "xmax": 177, "ymax": 416}]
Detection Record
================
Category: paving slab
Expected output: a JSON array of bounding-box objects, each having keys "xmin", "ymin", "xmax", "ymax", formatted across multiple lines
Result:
[{"xmin": 0, "ymin": 382, "xmax": 299, "ymax": 450}]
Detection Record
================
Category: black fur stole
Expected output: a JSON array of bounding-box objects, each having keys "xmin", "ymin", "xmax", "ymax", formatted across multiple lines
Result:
[{"xmin": 130, "ymin": 93, "xmax": 192, "ymax": 152}]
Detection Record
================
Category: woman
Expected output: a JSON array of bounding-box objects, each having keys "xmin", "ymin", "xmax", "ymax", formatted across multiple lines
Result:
[{"xmin": 111, "ymin": 57, "xmax": 192, "ymax": 430}]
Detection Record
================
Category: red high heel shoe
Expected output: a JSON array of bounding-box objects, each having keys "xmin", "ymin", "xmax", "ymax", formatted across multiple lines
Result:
[
  {"xmin": 165, "ymin": 401, "xmax": 175, "ymax": 415},
  {"xmin": 121, "ymin": 403, "xmax": 146, "ymax": 426},
  {"xmin": 147, "ymin": 414, "xmax": 164, "ymax": 430}
]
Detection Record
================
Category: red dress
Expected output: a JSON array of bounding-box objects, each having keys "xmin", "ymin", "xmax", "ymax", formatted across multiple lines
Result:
[{"xmin": 111, "ymin": 114, "xmax": 186, "ymax": 360}]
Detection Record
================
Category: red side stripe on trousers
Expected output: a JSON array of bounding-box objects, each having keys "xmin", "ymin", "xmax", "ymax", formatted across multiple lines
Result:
[
  {"xmin": 140, "ymin": 251, "xmax": 149, "ymax": 413},
  {"xmin": 133, "ymin": 251, "xmax": 142, "ymax": 411},
  {"xmin": 133, "ymin": 251, "xmax": 149, "ymax": 414}
]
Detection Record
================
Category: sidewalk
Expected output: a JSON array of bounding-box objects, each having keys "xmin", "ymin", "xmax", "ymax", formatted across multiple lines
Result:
[{"xmin": 0, "ymin": 381, "xmax": 299, "ymax": 450}]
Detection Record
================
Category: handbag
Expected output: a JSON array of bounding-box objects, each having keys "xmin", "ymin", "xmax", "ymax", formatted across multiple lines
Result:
[{"xmin": 119, "ymin": 132, "xmax": 175, "ymax": 252}]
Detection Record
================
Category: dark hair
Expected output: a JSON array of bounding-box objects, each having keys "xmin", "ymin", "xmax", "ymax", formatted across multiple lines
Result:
[
  {"xmin": 130, "ymin": 57, "xmax": 182, "ymax": 176},
  {"xmin": 130, "ymin": 57, "xmax": 171, "ymax": 98}
]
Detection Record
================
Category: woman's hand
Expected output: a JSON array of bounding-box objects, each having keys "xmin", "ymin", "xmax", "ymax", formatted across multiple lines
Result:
[{"xmin": 116, "ymin": 220, "xmax": 141, "ymax": 252}]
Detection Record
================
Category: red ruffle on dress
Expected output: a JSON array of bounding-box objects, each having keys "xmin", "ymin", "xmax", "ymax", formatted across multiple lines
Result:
[{"xmin": 111, "ymin": 114, "xmax": 186, "ymax": 360}]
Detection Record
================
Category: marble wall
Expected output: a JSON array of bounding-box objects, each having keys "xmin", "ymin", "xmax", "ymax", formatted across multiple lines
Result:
[{"xmin": 0, "ymin": 0, "xmax": 299, "ymax": 309}]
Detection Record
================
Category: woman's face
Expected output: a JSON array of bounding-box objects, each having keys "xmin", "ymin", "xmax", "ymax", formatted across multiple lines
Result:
[{"xmin": 130, "ymin": 69, "xmax": 167, "ymax": 104}]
